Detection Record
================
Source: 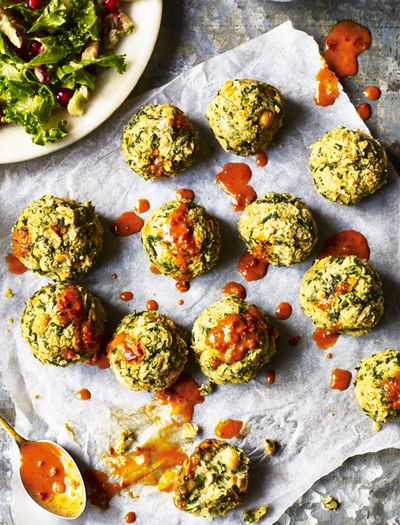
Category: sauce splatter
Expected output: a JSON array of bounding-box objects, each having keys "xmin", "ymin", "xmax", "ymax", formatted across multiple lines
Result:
[
  {"xmin": 125, "ymin": 512, "xmax": 136, "ymax": 523},
  {"xmin": 111, "ymin": 212, "xmax": 144, "ymax": 236},
  {"xmin": 216, "ymin": 163, "xmax": 257, "ymax": 211},
  {"xmin": 314, "ymin": 62, "xmax": 340, "ymax": 107},
  {"xmin": 76, "ymin": 388, "xmax": 91, "ymax": 401},
  {"xmin": 330, "ymin": 368, "xmax": 352, "ymax": 390},
  {"xmin": 176, "ymin": 188, "xmax": 195, "ymax": 201},
  {"xmin": 150, "ymin": 265, "xmax": 161, "ymax": 275},
  {"xmin": 356, "ymin": 102, "xmax": 372, "ymax": 121},
  {"xmin": 215, "ymin": 419, "xmax": 243, "ymax": 439},
  {"xmin": 222, "ymin": 281, "xmax": 247, "ymax": 300},
  {"xmin": 313, "ymin": 328, "xmax": 339, "ymax": 350},
  {"xmin": 323, "ymin": 20, "xmax": 372, "ymax": 79},
  {"xmin": 176, "ymin": 280, "xmax": 190, "ymax": 293},
  {"xmin": 363, "ymin": 85, "xmax": 381, "ymax": 100},
  {"xmin": 255, "ymin": 152, "xmax": 268, "ymax": 167},
  {"xmin": 266, "ymin": 369, "xmax": 276, "ymax": 385},
  {"xmin": 134, "ymin": 199, "xmax": 150, "ymax": 214},
  {"xmin": 84, "ymin": 469, "xmax": 127, "ymax": 510},
  {"xmin": 146, "ymin": 300, "xmax": 159, "ymax": 311},
  {"xmin": 382, "ymin": 372, "xmax": 400, "ymax": 409},
  {"xmin": 289, "ymin": 335, "xmax": 302, "ymax": 346},
  {"xmin": 5, "ymin": 253, "xmax": 27, "ymax": 274},
  {"xmin": 275, "ymin": 302, "xmax": 292, "ymax": 320},
  {"xmin": 155, "ymin": 373, "xmax": 204, "ymax": 423},
  {"xmin": 238, "ymin": 251, "xmax": 268, "ymax": 282},
  {"xmin": 120, "ymin": 291, "xmax": 134, "ymax": 302},
  {"xmin": 317, "ymin": 230, "xmax": 370, "ymax": 261}
]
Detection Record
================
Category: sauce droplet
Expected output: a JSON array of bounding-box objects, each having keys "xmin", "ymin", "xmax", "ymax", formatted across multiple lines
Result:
[
  {"xmin": 317, "ymin": 230, "xmax": 370, "ymax": 261},
  {"xmin": 314, "ymin": 62, "xmax": 340, "ymax": 107},
  {"xmin": 178, "ymin": 299, "xmax": 184, "ymax": 305},
  {"xmin": 255, "ymin": 152, "xmax": 268, "ymax": 167},
  {"xmin": 76, "ymin": 388, "xmax": 91, "ymax": 400},
  {"xmin": 112, "ymin": 272, "xmax": 118, "ymax": 280},
  {"xmin": 323, "ymin": 20, "xmax": 372, "ymax": 79},
  {"xmin": 5, "ymin": 254, "xmax": 27, "ymax": 274},
  {"xmin": 216, "ymin": 163, "xmax": 257, "ymax": 211},
  {"xmin": 120, "ymin": 291, "xmax": 134, "ymax": 302},
  {"xmin": 146, "ymin": 300, "xmax": 159, "ymax": 311},
  {"xmin": 330, "ymin": 368, "xmax": 352, "ymax": 390},
  {"xmin": 275, "ymin": 302, "xmax": 292, "ymax": 320},
  {"xmin": 312, "ymin": 327, "xmax": 339, "ymax": 350},
  {"xmin": 266, "ymin": 369, "xmax": 276, "ymax": 385},
  {"xmin": 288, "ymin": 335, "xmax": 302, "ymax": 346},
  {"xmin": 124, "ymin": 511, "xmax": 136, "ymax": 524},
  {"xmin": 176, "ymin": 188, "xmax": 195, "ymax": 201},
  {"xmin": 363, "ymin": 85, "xmax": 381, "ymax": 100},
  {"xmin": 237, "ymin": 251, "xmax": 268, "ymax": 282},
  {"xmin": 214, "ymin": 419, "xmax": 243, "ymax": 439},
  {"xmin": 222, "ymin": 281, "xmax": 247, "ymax": 300},
  {"xmin": 326, "ymin": 353, "xmax": 333, "ymax": 359},
  {"xmin": 175, "ymin": 281, "xmax": 190, "ymax": 293},
  {"xmin": 134, "ymin": 199, "xmax": 150, "ymax": 214},
  {"xmin": 356, "ymin": 102, "xmax": 372, "ymax": 121},
  {"xmin": 155, "ymin": 373, "xmax": 204, "ymax": 423},
  {"xmin": 111, "ymin": 212, "xmax": 144, "ymax": 237},
  {"xmin": 150, "ymin": 265, "xmax": 161, "ymax": 275}
]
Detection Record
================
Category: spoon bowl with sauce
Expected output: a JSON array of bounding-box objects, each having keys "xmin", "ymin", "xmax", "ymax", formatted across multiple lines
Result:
[{"xmin": 0, "ymin": 416, "xmax": 86, "ymax": 519}]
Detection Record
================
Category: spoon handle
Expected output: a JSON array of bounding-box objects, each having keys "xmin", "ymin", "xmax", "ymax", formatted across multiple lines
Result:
[{"xmin": 0, "ymin": 416, "xmax": 26, "ymax": 446}]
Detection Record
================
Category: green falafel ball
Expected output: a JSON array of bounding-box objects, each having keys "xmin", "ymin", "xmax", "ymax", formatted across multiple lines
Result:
[
  {"xmin": 238, "ymin": 192, "xmax": 318, "ymax": 266},
  {"xmin": 355, "ymin": 350, "xmax": 400, "ymax": 423},
  {"xmin": 174, "ymin": 438, "xmax": 249, "ymax": 517},
  {"xmin": 141, "ymin": 199, "xmax": 221, "ymax": 281},
  {"xmin": 121, "ymin": 104, "xmax": 199, "ymax": 180},
  {"xmin": 206, "ymin": 79, "xmax": 284, "ymax": 156},
  {"xmin": 107, "ymin": 311, "xmax": 188, "ymax": 392},
  {"xmin": 309, "ymin": 126, "xmax": 388, "ymax": 205},
  {"xmin": 20, "ymin": 283, "xmax": 107, "ymax": 366},
  {"xmin": 11, "ymin": 195, "xmax": 103, "ymax": 281},
  {"xmin": 192, "ymin": 296, "xmax": 278, "ymax": 384},
  {"xmin": 300, "ymin": 255, "xmax": 384, "ymax": 335}
]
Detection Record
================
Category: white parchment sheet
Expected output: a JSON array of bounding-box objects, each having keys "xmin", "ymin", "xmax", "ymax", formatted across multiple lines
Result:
[{"xmin": 1, "ymin": 21, "xmax": 399, "ymax": 525}]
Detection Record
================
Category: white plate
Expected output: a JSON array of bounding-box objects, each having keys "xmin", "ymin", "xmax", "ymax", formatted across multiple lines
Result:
[{"xmin": 0, "ymin": 0, "xmax": 162, "ymax": 164}]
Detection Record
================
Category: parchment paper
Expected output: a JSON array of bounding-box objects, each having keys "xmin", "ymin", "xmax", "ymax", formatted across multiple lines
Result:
[{"xmin": 1, "ymin": 21, "xmax": 399, "ymax": 525}]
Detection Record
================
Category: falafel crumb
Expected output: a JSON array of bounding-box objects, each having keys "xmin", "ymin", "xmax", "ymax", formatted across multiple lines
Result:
[
  {"xmin": 33, "ymin": 394, "xmax": 40, "ymax": 399},
  {"xmin": 264, "ymin": 438, "xmax": 277, "ymax": 456},
  {"xmin": 182, "ymin": 422, "xmax": 199, "ymax": 439},
  {"xmin": 373, "ymin": 422, "xmax": 382, "ymax": 432},
  {"xmin": 4, "ymin": 288, "xmax": 13, "ymax": 298},
  {"xmin": 116, "ymin": 429, "xmax": 136, "ymax": 454},
  {"xmin": 7, "ymin": 317, "xmax": 14, "ymax": 325},
  {"xmin": 321, "ymin": 496, "xmax": 339, "ymax": 511},
  {"xmin": 199, "ymin": 382, "xmax": 214, "ymax": 396},
  {"xmin": 243, "ymin": 504, "xmax": 269, "ymax": 523}
]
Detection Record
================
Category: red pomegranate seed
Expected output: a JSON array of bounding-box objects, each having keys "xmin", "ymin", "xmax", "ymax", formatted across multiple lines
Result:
[
  {"xmin": 30, "ymin": 41, "xmax": 44, "ymax": 56},
  {"xmin": 28, "ymin": 0, "xmax": 46, "ymax": 9},
  {"xmin": 34, "ymin": 65, "xmax": 49, "ymax": 84},
  {"xmin": 104, "ymin": 0, "xmax": 119, "ymax": 12},
  {"xmin": 56, "ymin": 88, "xmax": 74, "ymax": 107}
]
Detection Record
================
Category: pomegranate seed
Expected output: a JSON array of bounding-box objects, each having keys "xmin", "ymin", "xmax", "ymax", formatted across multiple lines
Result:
[
  {"xmin": 28, "ymin": 0, "xmax": 46, "ymax": 9},
  {"xmin": 104, "ymin": 0, "xmax": 119, "ymax": 12},
  {"xmin": 30, "ymin": 41, "xmax": 44, "ymax": 56},
  {"xmin": 34, "ymin": 65, "xmax": 49, "ymax": 84},
  {"xmin": 56, "ymin": 88, "xmax": 74, "ymax": 107}
]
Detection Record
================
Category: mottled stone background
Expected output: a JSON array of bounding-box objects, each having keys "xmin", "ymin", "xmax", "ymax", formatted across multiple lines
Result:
[{"xmin": 1, "ymin": 1, "xmax": 400, "ymax": 523}]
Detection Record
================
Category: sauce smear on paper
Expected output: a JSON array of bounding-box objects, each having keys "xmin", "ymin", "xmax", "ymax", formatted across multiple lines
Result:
[
  {"xmin": 111, "ymin": 212, "xmax": 144, "ymax": 236},
  {"xmin": 289, "ymin": 335, "xmax": 302, "ymax": 346},
  {"xmin": 330, "ymin": 368, "xmax": 352, "ymax": 390},
  {"xmin": 238, "ymin": 251, "xmax": 268, "ymax": 282},
  {"xmin": 363, "ymin": 85, "xmax": 381, "ymax": 100},
  {"xmin": 5, "ymin": 253, "xmax": 27, "ymax": 274},
  {"xmin": 314, "ymin": 62, "xmax": 340, "ymax": 106},
  {"xmin": 155, "ymin": 373, "xmax": 204, "ymax": 423},
  {"xmin": 356, "ymin": 102, "xmax": 372, "ymax": 121},
  {"xmin": 222, "ymin": 281, "xmax": 247, "ymax": 300},
  {"xmin": 313, "ymin": 328, "xmax": 339, "ymax": 349},
  {"xmin": 215, "ymin": 419, "xmax": 243, "ymax": 439},
  {"xmin": 317, "ymin": 230, "xmax": 370, "ymax": 260},
  {"xmin": 216, "ymin": 163, "xmax": 257, "ymax": 211}
]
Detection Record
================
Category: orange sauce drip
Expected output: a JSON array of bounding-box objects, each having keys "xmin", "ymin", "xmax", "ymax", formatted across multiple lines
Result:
[
  {"xmin": 146, "ymin": 299, "xmax": 159, "ymax": 311},
  {"xmin": 312, "ymin": 328, "xmax": 339, "ymax": 350},
  {"xmin": 5, "ymin": 253, "xmax": 27, "ymax": 274},
  {"xmin": 84, "ymin": 469, "xmax": 127, "ymax": 510},
  {"xmin": 77, "ymin": 388, "xmax": 91, "ymax": 400},
  {"xmin": 222, "ymin": 281, "xmax": 247, "ymax": 300},
  {"xmin": 215, "ymin": 419, "xmax": 243, "ymax": 439},
  {"xmin": 314, "ymin": 63, "xmax": 340, "ymax": 106},
  {"xmin": 85, "ymin": 349, "xmax": 110, "ymax": 369},
  {"xmin": 237, "ymin": 251, "xmax": 268, "ymax": 282},
  {"xmin": 206, "ymin": 308, "xmax": 267, "ymax": 365},
  {"xmin": 155, "ymin": 373, "xmax": 204, "ymax": 423},
  {"xmin": 176, "ymin": 280, "xmax": 190, "ymax": 293},
  {"xmin": 266, "ymin": 369, "xmax": 276, "ymax": 385},
  {"xmin": 275, "ymin": 302, "xmax": 292, "ymax": 320},
  {"xmin": 134, "ymin": 199, "xmax": 150, "ymax": 214},
  {"xmin": 125, "ymin": 511, "xmax": 136, "ymax": 523},
  {"xmin": 323, "ymin": 20, "xmax": 372, "ymax": 79},
  {"xmin": 317, "ymin": 230, "xmax": 370, "ymax": 261},
  {"xmin": 356, "ymin": 102, "xmax": 372, "ymax": 121},
  {"xmin": 108, "ymin": 332, "xmax": 144, "ymax": 364},
  {"xmin": 120, "ymin": 291, "xmax": 134, "ymax": 301},
  {"xmin": 150, "ymin": 265, "xmax": 161, "ymax": 275},
  {"xmin": 176, "ymin": 188, "xmax": 195, "ymax": 201},
  {"xmin": 288, "ymin": 335, "xmax": 301, "ymax": 346},
  {"xmin": 20, "ymin": 441, "xmax": 68, "ymax": 503},
  {"xmin": 330, "ymin": 368, "xmax": 352, "ymax": 390},
  {"xmin": 363, "ymin": 85, "xmax": 381, "ymax": 100},
  {"xmin": 382, "ymin": 372, "xmax": 400, "ymax": 409},
  {"xmin": 216, "ymin": 163, "xmax": 257, "ymax": 211},
  {"xmin": 255, "ymin": 152, "xmax": 268, "ymax": 167},
  {"xmin": 11, "ymin": 226, "xmax": 31, "ymax": 259},
  {"xmin": 111, "ymin": 212, "xmax": 144, "ymax": 236}
]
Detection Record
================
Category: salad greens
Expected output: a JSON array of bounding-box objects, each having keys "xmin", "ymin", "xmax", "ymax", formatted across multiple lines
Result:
[{"xmin": 0, "ymin": 0, "xmax": 133, "ymax": 145}]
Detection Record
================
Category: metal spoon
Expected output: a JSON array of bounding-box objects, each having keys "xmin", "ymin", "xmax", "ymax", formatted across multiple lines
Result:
[{"xmin": 0, "ymin": 416, "xmax": 86, "ymax": 519}]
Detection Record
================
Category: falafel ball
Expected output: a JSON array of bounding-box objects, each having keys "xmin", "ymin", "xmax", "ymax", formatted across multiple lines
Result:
[
  {"xmin": 300, "ymin": 255, "xmax": 384, "ymax": 335},
  {"xmin": 238, "ymin": 192, "xmax": 318, "ymax": 266},
  {"xmin": 20, "ymin": 283, "xmax": 107, "ymax": 366},
  {"xmin": 107, "ymin": 311, "xmax": 188, "ymax": 392},
  {"xmin": 11, "ymin": 195, "xmax": 103, "ymax": 281},
  {"xmin": 121, "ymin": 104, "xmax": 199, "ymax": 180},
  {"xmin": 309, "ymin": 126, "xmax": 388, "ymax": 205},
  {"xmin": 191, "ymin": 295, "xmax": 278, "ymax": 384},
  {"xmin": 206, "ymin": 79, "xmax": 284, "ymax": 156}
]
